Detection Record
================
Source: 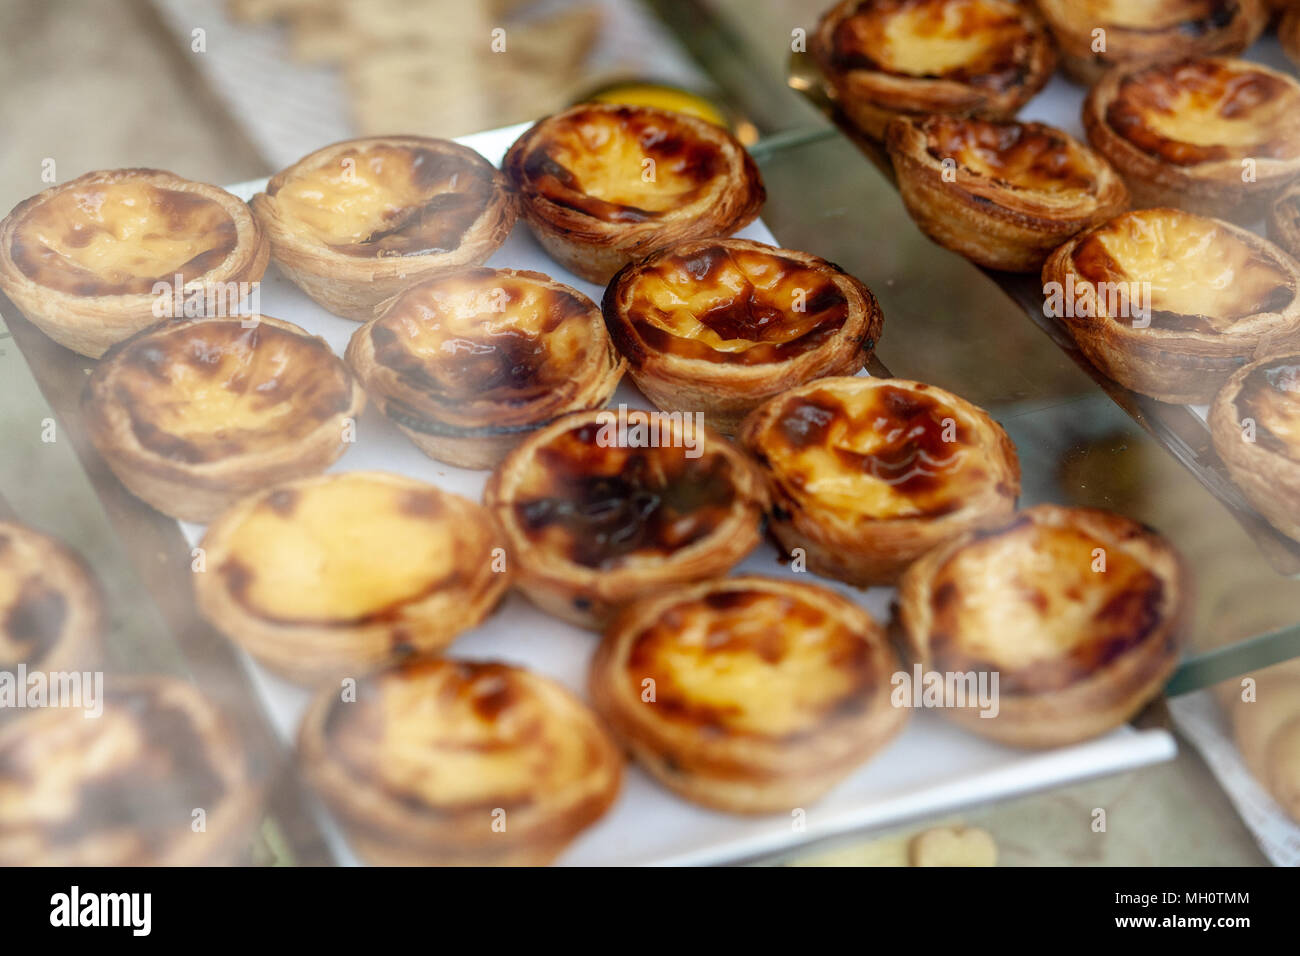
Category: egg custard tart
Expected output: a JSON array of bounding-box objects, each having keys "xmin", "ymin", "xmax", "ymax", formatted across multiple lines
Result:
[
  {"xmin": 1268, "ymin": 180, "xmax": 1300, "ymax": 261},
  {"xmin": 885, "ymin": 115, "xmax": 1130, "ymax": 272},
  {"xmin": 810, "ymin": 0, "xmax": 1056, "ymax": 140},
  {"xmin": 897, "ymin": 505, "xmax": 1188, "ymax": 748},
  {"xmin": 501, "ymin": 103, "xmax": 765, "ymax": 284},
  {"xmin": 0, "ymin": 168, "xmax": 268, "ymax": 358},
  {"xmin": 590, "ymin": 576, "xmax": 906, "ymax": 813},
  {"xmin": 250, "ymin": 136, "xmax": 516, "ymax": 321},
  {"xmin": 1209, "ymin": 352, "xmax": 1300, "ymax": 541},
  {"xmin": 484, "ymin": 409, "xmax": 768, "ymax": 630},
  {"xmin": 85, "ymin": 314, "xmax": 365, "ymax": 522},
  {"xmin": 1284, "ymin": 6, "xmax": 1300, "ymax": 69},
  {"xmin": 1083, "ymin": 57, "xmax": 1300, "ymax": 220},
  {"xmin": 0, "ymin": 676, "xmax": 262, "ymax": 865},
  {"xmin": 1035, "ymin": 0, "xmax": 1268, "ymax": 84},
  {"xmin": 738, "ymin": 376, "xmax": 1020, "ymax": 587},
  {"xmin": 346, "ymin": 267, "xmax": 624, "ymax": 470},
  {"xmin": 195, "ymin": 471, "xmax": 508, "ymax": 684},
  {"xmin": 299, "ymin": 657, "xmax": 622, "ymax": 866},
  {"xmin": 0, "ymin": 522, "xmax": 103, "ymax": 680},
  {"xmin": 601, "ymin": 238, "xmax": 883, "ymax": 433},
  {"xmin": 1042, "ymin": 207, "xmax": 1300, "ymax": 403}
]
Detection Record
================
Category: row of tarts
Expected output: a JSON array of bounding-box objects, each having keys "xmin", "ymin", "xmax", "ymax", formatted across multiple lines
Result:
[{"xmin": 0, "ymin": 62, "xmax": 1270, "ymax": 863}]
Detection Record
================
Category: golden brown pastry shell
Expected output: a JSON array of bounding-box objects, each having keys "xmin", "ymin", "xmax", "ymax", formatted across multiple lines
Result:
[
  {"xmin": 589, "ymin": 575, "xmax": 906, "ymax": 813},
  {"xmin": 346, "ymin": 268, "xmax": 625, "ymax": 470},
  {"xmin": 1267, "ymin": 179, "xmax": 1300, "ymax": 261},
  {"xmin": 85, "ymin": 314, "xmax": 365, "ymax": 522},
  {"xmin": 1083, "ymin": 57, "xmax": 1300, "ymax": 221},
  {"xmin": 0, "ymin": 675, "xmax": 263, "ymax": 865},
  {"xmin": 483, "ymin": 409, "xmax": 769, "ymax": 630},
  {"xmin": 250, "ymin": 136, "xmax": 516, "ymax": 321},
  {"xmin": 298, "ymin": 657, "xmax": 622, "ymax": 866},
  {"xmin": 811, "ymin": 0, "xmax": 1057, "ymax": 140},
  {"xmin": 502, "ymin": 103, "xmax": 765, "ymax": 284},
  {"xmin": 1280, "ymin": 5, "xmax": 1300, "ymax": 67},
  {"xmin": 897, "ymin": 504, "xmax": 1188, "ymax": 748},
  {"xmin": 1209, "ymin": 351, "xmax": 1300, "ymax": 542},
  {"xmin": 1042, "ymin": 212, "xmax": 1300, "ymax": 404},
  {"xmin": 602, "ymin": 238, "xmax": 883, "ymax": 433},
  {"xmin": 738, "ymin": 376, "xmax": 1021, "ymax": 587},
  {"xmin": 195, "ymin": 471, "xmax": 509, "ymax": 684},
  {"xmin": 1036, "ymin": 0, "xmax": 1268, "ymax": 84},
  {"xmin": 886, "ymin": 115, "xmax": 1130, "ymax": 272},
  {"xmin": 0, "ymin": 168, "xmax": 268, "ymax": 358}
]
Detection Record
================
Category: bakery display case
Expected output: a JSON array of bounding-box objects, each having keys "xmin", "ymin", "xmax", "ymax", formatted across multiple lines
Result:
[{"xmin": 2, "ymin": 0, "xmax": 1300, "ymax": 870}]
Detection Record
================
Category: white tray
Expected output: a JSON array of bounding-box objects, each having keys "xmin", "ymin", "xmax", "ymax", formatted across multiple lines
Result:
[{"xmin": 181, "ymin": 123, "xmax": 1176, "ymax": 866}]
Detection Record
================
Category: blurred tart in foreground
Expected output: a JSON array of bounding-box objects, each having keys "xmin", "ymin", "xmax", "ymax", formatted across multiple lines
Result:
[
  {"xmin": 589, "ymin": 576, "xmax": 906, "ymax": 813},
  {"xmin": 885, "ymin": 115, "xmax": 1129, "ymax": 272},
  {"xmin": 1042, "ymin": 207, "xmax": 1300, "ymax": 404},
  {"xmin": 811, "ymin": 0, "xmax": 1056, "ymax": 140},
  {"xmin": 601, "ymin": 238, "xmax": 883, "ymax": 433},
  {"xmin": 1083, "ymin": 57, "xmax": 1300, "ymax": 220},
  {"xmin": 85, "ymin": 314, "xmax": 365, "ymax": 522},
  {"xmin": 0, "ymin": 168, "xmax": 267, "ymax": 357},
  {"xmin": 484, "ymin": 409, "xmax": 767, "ymax": 630},
  {"xmin": 0, "ymin": 522, "xmax": 103, "ymax": 679},
  {"xmin": 251, "ymin": 136, "xmax": 516, "ymax": 320},
  {"xmin": 346, "ymin": 267, "xmax": 624, "ymax": 469},
  {"xmin": 1281, "ymin": 5, "xmax": 1300, "ymax": 69},
  {"xmin": 897, "ymin": 505, "xmax": 1188, "ymax": 748},
  {"xmin": 1268, "ymin": 180, "xmax": 1300, "ymax": 261},
  {"xmin": 195, "ymin": 471, "xmax": 508, "ymax": 684},
  {"xmin": 1035, "ymin": 0, "xmax": 1268, "ymax": 84},
  {"xmin": 738, "ymin": 376, "xmax": 1020, "ymax": 586},
  {"xmin": 0, "ymin": 676, "xmax": 262, "ymax": 865},
  {"xmin": 1209, "ymin": 352, "xmax": 1300, "ymax": 542},
  {"xmin": 299, "ymin": 657, "xmax": 622, "ymax": 866},
  {"xmin": 502, "ymin": 103, "xmax": 765, "ymax": 284}
]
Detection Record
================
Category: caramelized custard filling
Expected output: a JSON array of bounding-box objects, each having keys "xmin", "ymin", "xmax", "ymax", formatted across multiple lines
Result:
[
  {"xmin": 758, "ymin": 384, "xmax": 1004, "ymax": 520},
  {"xmin": 1106, "ymin": 60, "xmax": 1300, "ymax": 166},
  {"xmin": 109, "ymin": 321, "xmax": 354, "ymax": 465},
  {"xmin": 269, "ymin": 144, "xmax": 496, "ymax": 256},
  {"xmin": 217, "ymin": 477, "xmax": 464, "ymax": 625},
  {"xmin": 622, "ymin": 245, "xmax": 850, "ymax": 365},
  {"xmin": 928, "ymin": 518, "xmax": 1165, "ymax": 693},
  {"xmin": 1070, "ymin": 209, "xmax": 1294, "ymax": 331},
  {"xmin": 519, "ymin": 106, "xmax": 723, "ymax": 222},
  {"xmin": 922, "ymin": 116, "xmax": 1097, "ymax": 194},
  {"xmin": 11, "ymin": 182, "xmax": 237, "ymax": 296},
  {"xmin": 324, "ymin": 660, "xmax": 607, "ymax": 812},
  {"xmin": 829, "ymin": 0, "xmax": 1036, "ymax": 88},
  {"xmin": 625, "ymin": 587, "xmax": 877, "ymax": 738},
  {"xmin": 1055, "ymin": 0, "xmax": 1240, "ymax": 32},
  {"xmin": 1237, "ymin": 357, "xmax": 1300, "ymax": 460},
  {"xmin": 0, "ymin": 532, "xmax": 66, "ymax": 668},
  {"xmin": 370, "ymin": 269, "xmax": 596, "ymax": 409},
  {"xmin": 511, "ymin": 419, "xmax": 736, "ymax": 569},
  {"xmin": 0, "ymin": 687, "xmax": 228, "ymax": 846}
]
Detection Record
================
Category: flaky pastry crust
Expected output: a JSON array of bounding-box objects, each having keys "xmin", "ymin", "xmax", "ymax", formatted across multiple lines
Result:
[
  {"xmin": 195, "ymin": 471, "xmax": 509, "ymax": 684},
  {"xmin": 85, "ymin": 314, "xmax": 365, "ymax": 522},
  {"xmin": 1083, "ymin": 56, "xmax": 1300, "ymax": 220},
  {"xmin": 1268, "ymin": 179, "xmax": 1300, "ymax": 261},
  {"xmin": 590, "ymin": 575, "xmax": 906, "ymax": 813},
  {"xmin": 1209, "ymin": 351, "xmax": 1300, "ymax": 542},
  {"xmin": 346, "ymin": 267, "xmax": 625, "ymax": 469},
  {"xmin": 738, "ymin": 376, "xmax": 1021, "ymax": 586},
  {"xmin": 886, "ymin": 115, "xmax": 1130, "ymax": 272},
  {"xmin": 250, "ymin": 136, "xmax": 516, "ymax": 321},
  {"xmin": 483, "ymin": 409, "xmax": 768, "ymax": 630},
  {"xmin": 299, "ymin": 657, "xmax": 622, "ymax": 866},
  {"xmin": 897, "ymin": 504, "xmax": 1188, "ymax": 748},
  {"xmin": 602, "ymin": 238, "xmax": 883, "ymax": 433},
  {"xmin": 502, "ymin": 103, "xmax": 765, "ymax": 284},
  {"xmin": 0, "ymin": 168, "xmax": 268, "ymax": 358},
  {"xmin": 1042, "ymin": 207, "xmax": 1300, "ymax": 403},
  {"xmin": 811, "ymin": 0, "xmax": 1056, "ymax": 140}
]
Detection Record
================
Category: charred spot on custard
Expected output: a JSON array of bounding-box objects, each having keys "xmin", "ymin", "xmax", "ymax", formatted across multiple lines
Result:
[
  {"xmin": 2, "ymin": 582, "xmax": 67, "ymax": 667},
  {"xmin": 921, "ymin": 116, "xmax": 1097, "ymax": 194}
]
